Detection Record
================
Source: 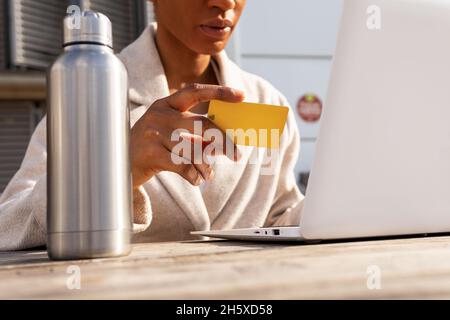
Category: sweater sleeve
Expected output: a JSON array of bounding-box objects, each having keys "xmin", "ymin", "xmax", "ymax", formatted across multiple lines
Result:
[
  {"xmin": 264, "ymin": 95, "xmax": 305, "ymax": 227},
  {"xmin": 0, "ymin": 117, "xmax": 152, "ymax": 251}
]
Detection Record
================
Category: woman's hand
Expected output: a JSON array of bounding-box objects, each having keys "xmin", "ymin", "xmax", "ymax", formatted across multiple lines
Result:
[{"xmin": 130, "ymin": 83, "xmax": 245, "ymax": 189}]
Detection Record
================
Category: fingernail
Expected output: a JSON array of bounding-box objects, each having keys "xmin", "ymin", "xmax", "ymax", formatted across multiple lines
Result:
[
  {"xmin": 196, "ymin": 175, "xmax": 204, "ymax": 185},
  {"xmin": 205, "ymin": 169, "xmax": 214, "ymax": 180}
]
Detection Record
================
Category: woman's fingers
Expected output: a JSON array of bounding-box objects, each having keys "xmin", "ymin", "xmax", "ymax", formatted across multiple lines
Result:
[
  {"xmin": 178, "ymin": 115, "xmax": 241, "ymax": 161},
  {"xmin": 132, "ymin": 84, "xmax": 245, "ymax": 187},
  {"xmin": 165, "ymin": 83, "xmax": 245, "ymax": 112},
  {"xmin": 157, "ymin": 148, "xmax": 206, "ymax": 186},
  {"xmin": 153, "ymin": 130, "xmax": 214, "ymax": 182}
]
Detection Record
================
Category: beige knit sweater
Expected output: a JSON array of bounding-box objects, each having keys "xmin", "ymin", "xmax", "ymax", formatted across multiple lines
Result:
[{"xmin": 0, "ymin": 24, "xmax": 304, "ymax": 250}]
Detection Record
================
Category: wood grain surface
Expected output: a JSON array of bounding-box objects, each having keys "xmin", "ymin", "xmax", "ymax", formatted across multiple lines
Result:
[{"xmin": 1, "ymin": 236, "xmax": 450, "ymax": 299}]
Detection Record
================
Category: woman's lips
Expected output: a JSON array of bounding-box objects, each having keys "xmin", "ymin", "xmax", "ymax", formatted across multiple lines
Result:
[{"xmin": 199, "ymin": 25, "xmax": 231, "ymax": 40}]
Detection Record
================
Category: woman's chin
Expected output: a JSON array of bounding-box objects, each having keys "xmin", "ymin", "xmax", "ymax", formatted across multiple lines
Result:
[{"xmin": 196, "ymin": 42, "xmax": 228, "ymax": 55}]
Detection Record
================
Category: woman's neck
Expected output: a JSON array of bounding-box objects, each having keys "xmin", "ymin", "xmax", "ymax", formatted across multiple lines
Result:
[{"xmin": 155, "ymin": 25, "xmax": 218, "ymax": 95}]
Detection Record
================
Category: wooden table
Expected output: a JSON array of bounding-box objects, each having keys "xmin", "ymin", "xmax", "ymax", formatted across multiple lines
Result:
[{"xmin": 1, "ymin": 236, "xmax": 450, "ymax": 299}]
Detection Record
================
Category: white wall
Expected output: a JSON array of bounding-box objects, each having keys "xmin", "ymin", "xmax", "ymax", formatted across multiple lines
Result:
[{"xmin": 227, "ymin": 0, "xmax": 343, "ymax": 178}]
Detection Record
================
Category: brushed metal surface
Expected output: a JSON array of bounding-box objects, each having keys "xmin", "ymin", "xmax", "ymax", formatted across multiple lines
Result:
[
  {"xmin": 64, "ymin": 11, "xmax": 113, "ymax": 47},
  {"xmin": 47, "ymin": 230, "xmax": 131, "ymax": 260},
  {"xmin": 47, "ymin": 23, "xmax": 132, "ymax": 259}
]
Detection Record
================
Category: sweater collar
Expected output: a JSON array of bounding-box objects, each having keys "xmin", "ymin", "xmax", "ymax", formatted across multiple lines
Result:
[{"xmin": 117, "ymin": 23, "xmax": 246, "ymax": 108}]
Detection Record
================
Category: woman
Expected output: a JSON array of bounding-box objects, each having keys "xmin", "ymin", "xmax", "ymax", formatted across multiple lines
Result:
[{"xmin": 0, "ymin": 0, "xmax": 304, "ymax": 249}]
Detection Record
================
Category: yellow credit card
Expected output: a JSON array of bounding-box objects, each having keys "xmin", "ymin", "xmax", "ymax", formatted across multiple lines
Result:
[{"xmin": 207, "ymin": 100, "xmax": 289, "ymax": 148}]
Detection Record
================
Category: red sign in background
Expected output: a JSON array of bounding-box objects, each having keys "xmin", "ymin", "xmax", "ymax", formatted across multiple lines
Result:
[{"xmin": 297, "ymin": 94, "xmax": 323, "ymax": 123}]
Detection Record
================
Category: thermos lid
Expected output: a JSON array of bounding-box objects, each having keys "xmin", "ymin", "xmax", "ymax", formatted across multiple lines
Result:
[{"xmin": 63, "ymin": 11, "xmax": 113, "ymax": 48}]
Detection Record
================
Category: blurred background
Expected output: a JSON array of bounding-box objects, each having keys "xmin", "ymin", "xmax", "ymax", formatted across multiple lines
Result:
[{"xmin": 0, "ymin": 0, "xmax": 342, "ymax": 195}]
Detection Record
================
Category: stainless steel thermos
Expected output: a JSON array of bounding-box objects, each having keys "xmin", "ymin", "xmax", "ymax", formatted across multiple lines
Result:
[{"xmin": 47, "ymin": 11, "xmax": 132, "ymax": 260}]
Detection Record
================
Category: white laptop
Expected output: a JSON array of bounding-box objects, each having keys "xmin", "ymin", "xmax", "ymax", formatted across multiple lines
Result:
[{"xmin": 192, "ymin": 0, "xmax": 450, "ymax": 242}]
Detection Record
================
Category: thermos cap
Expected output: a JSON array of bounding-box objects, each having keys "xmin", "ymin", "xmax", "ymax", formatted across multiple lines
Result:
[{"xmin": 63, "ymin": 11, "xmax": 113, "ymax": 48}]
